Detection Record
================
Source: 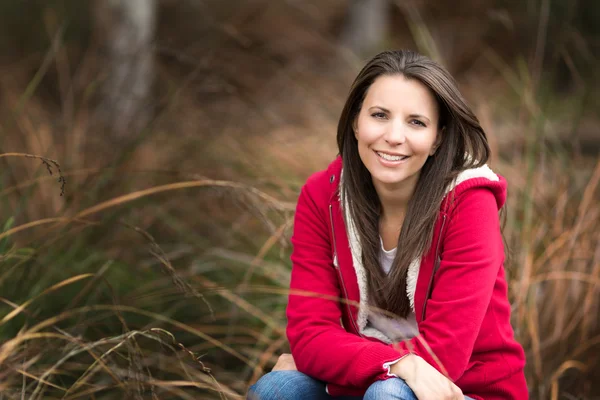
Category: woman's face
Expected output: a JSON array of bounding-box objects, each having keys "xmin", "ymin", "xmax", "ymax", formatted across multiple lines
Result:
[{"xmin": 354, "ymin": 74, "xmax": 441, "ymax": 195}]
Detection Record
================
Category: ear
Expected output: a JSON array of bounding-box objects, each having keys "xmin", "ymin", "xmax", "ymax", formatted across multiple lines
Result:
[
  {"xmin": 430, "ymin": 126, "xmax": 445, "ymax": 156},
  {"xmin": 352, "ymin": 117, "xmax": 358, "ymax": 139}
]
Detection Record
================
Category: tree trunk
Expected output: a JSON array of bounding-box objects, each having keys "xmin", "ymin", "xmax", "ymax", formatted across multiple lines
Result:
[
  {"xmin": 340, "ymin": 0, "xmax": 390, "ymax": 57},
  {"xmin": 92, "ymin": 0, "xmax": 157, "ymax": 143}
]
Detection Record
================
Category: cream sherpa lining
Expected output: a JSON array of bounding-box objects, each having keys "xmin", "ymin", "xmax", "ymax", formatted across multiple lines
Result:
[{"xmin": 338, "ymin": 164, "xmax": 499, "ymax": 343}]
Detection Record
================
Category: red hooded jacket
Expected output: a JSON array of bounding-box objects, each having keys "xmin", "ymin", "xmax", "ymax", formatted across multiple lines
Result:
[{"xmin": 286, "ymin": 156, "xmax": 527, "ymax": 399}]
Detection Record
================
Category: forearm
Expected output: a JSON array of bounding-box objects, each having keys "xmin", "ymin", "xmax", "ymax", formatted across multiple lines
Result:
[{"xmin": 290, "ymin": 328, "xmax": 403, "ymax": 388}]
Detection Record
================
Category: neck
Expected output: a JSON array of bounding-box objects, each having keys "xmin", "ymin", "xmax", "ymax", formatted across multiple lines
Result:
[{"xmin": 374, "ymin": 177, "xmax": 417, "ymax": 221}]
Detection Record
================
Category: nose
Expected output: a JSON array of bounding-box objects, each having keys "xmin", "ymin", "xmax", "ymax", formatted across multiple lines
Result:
[{"xmin": 384, "ymin": 121, "xmax": 406, "ymax": 145}]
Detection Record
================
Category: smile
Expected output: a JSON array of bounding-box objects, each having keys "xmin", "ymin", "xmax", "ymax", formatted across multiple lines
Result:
[{"xmin": 375, "ymin": 151, "xmax": 410, "ymax": 162}]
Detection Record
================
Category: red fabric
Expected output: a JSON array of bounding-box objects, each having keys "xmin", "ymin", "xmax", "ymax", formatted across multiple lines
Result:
[{"xmin": 286, "ymin": 156, "xmax": 527, "ymax": 399}]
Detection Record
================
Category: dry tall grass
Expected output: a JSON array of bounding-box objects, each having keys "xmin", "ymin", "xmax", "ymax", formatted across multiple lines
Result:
[{"xmin": 0, "ymin": 1, "xmax": 598, "ymax": 399}]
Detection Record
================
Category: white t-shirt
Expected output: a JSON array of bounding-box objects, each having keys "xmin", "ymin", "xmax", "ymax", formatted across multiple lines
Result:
[{"xmin": 365, "ymin": 237, "xmax": 419, "ymax": 341}]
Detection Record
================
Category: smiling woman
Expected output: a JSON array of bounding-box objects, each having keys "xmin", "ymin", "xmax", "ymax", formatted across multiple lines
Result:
[{"xmin": 247, "ymin": 50, "xmax": 528, "ymax": 400}]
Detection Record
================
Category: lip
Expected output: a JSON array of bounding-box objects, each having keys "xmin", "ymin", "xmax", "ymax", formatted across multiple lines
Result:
[{"xmin": 374, "ymin": 150, "xmax": 410, "ymax": 166}]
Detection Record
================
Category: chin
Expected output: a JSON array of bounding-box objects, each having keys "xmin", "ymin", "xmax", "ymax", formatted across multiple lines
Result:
[{"xmin": 373, "ymin": 173, "xmax": 408, "ymax": 185}]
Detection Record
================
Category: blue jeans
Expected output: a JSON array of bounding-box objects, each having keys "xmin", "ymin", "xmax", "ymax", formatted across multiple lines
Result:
[{"xmin": 247, "ymin": 370, "xmax": 474, "ymax": 399}]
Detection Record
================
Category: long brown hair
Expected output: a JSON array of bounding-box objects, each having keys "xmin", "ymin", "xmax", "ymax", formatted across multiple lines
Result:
[{"xmin": 337, "ymin": 50, "xmax": 490, "ymax": 318}]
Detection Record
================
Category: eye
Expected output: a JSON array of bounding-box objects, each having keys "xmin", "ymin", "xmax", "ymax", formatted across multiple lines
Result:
[
  {"xmin": 410, "ymin": 119, "xmax": 426, "ymax": 127},
  {"xmin": 371, "ymin": 112, "xmax": 387, "ymax": 119}
]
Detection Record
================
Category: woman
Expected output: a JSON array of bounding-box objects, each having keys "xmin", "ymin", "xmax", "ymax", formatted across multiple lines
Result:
[{"xmin": 248, "ymin": 50, "xmax": 527, "ymax": 400}]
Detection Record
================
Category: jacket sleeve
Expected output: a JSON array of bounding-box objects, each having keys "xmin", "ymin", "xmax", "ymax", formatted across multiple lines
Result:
[
  {"xmin": 286, "ymin": 182, "xmax": 403, "ymax": 389},
  {"xmin": 390, "ymin": 187, "xmax": 504, "ymax": 381}
]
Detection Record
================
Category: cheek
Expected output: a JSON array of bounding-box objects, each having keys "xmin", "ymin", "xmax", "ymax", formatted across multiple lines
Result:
[
  {"xmin": 356, "ymin": 120, "xmax": 382, "ymax": 144},
  {"xmin": 413, "ymin": 132, "xmax": 438, "ymax": 153}
]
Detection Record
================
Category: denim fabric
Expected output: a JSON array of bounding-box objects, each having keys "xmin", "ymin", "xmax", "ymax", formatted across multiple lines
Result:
[{"xmin": 247, "ymin": 370, "xmax": 474, "ymax": 400}]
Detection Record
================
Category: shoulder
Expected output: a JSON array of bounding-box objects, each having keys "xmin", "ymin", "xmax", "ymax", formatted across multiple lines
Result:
[
  {"xmin": 299, "ymin": 156, "xmax": 341, "ymax": 205},
  {"xmin": 440, "ymin": 169, "xmax": 506, "ymax": 250},
  {"xmin": 293, "ymin": 158, "xmax": 341, "ymax": 233},
  {"xmin": 443, "ymin": 164, "xmax": 507, "ymax": 213},
  {"xmin": 304, "ymin": 168, "xmax": 333, "ymax": 191}
]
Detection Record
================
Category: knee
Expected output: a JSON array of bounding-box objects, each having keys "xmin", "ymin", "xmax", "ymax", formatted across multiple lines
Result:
[
  {"xmin": 364, "ymin": 378, "xmax": 417, "ymax": 400},
  {"xmin": 247, "ymin": 371, "xmax": 323, "ymax": 400}
]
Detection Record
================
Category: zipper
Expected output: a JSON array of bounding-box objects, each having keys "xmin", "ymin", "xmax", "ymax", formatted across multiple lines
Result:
[
  {"xmin": 421, "ymin": 214, "xmax": 447, "ymax": 321},
  {"xmin": 329, "ymin": 203, "xmax": 363, "ymax": 337}
]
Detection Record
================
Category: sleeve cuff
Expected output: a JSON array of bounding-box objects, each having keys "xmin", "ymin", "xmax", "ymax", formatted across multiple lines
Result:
[{"xmin": 382, "ymin": 355, "xmax": 409, "ymax": 378}]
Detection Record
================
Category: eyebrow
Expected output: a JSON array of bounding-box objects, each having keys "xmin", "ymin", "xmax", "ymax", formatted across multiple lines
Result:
[
  {"xmin": 368, "ymin": 106, "xmax": 431, "ymax": 124},
  {"xmin": 369, "ymin": 106, "xmax": 391, "ymax": 114}
]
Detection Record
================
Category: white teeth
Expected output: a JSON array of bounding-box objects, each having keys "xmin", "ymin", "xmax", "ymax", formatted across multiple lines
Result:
[{"xmin": 376, "ymin": 151, "xmax": 407, "ymax": 161}]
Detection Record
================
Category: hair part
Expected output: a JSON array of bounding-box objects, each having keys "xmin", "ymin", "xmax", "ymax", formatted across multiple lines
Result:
[{"xmin": 337, "ymin": 50, "xmax": 490, "ymax": 318}]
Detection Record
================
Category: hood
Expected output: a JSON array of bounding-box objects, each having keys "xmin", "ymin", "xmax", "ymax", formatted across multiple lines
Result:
[{"xmin": 443, "ymin": 163, "xmax": 506, "ymax": 210}]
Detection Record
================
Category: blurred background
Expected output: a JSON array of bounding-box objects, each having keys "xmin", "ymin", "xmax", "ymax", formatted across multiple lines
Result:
[{"xmin": 0, "ymin": 0, "xmax": 598, "ymax": 399}]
